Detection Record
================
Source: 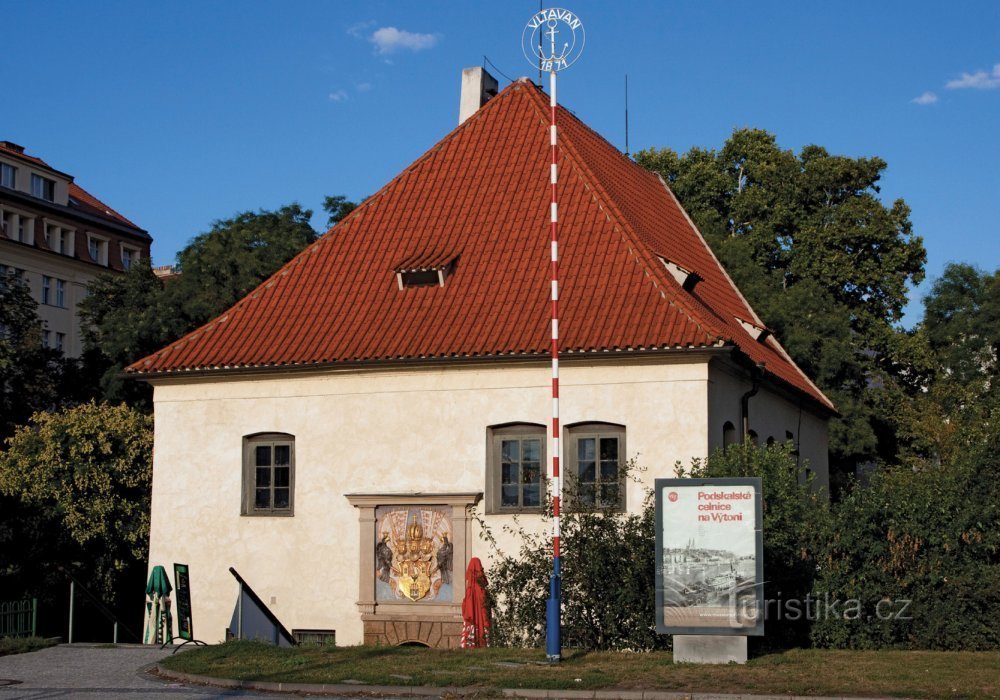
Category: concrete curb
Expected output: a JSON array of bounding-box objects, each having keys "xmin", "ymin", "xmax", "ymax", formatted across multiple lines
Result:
[{"xmin": 152, "ymin": 664, "xmax": 900, "ymax": 700}]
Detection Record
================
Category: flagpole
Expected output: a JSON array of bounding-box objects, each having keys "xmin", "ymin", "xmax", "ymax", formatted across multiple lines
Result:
[
  {"xmin": 521, "ymin": 7, "xmax": 584, "ymax": 665},
  {"xmin": 545, "ymin": 63, "xmax": 562, "ymax": 663}
]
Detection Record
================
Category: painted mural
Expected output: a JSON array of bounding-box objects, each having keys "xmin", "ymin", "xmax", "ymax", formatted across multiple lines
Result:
[{"xmin": 375, "ymin": 505, "xmax": 453, "ymax": 603}]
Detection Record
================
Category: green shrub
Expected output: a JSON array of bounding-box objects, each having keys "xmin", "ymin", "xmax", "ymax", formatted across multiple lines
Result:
[
  {"xmin": 679, "ymin": 443, "xmax": 828, "ymax": 650},
  {"xmin": 481, "ymin": 461, "xmax": 664, "ymax": 651},
  {"xmin": 811, "ymin": 435, "xmax": 999, "ymax": 650}
]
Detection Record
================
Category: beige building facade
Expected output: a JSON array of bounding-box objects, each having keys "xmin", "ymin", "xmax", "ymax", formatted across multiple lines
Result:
[
  {"xmin": 0, "ymin": 140, "xmax": 150, "ymax": 357},
  {"xmin": 145, "ymin": 353, "xmax": 828, "ymax": 646}
]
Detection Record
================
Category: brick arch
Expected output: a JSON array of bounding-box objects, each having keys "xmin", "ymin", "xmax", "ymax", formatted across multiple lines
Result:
[{"xmin": 364, "ymin": 618, "xmax": 464, "ymax": 649}]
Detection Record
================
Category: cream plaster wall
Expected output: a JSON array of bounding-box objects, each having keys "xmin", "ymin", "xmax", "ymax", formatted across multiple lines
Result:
[
  {"xmin": 147, "ymin": 357, "xmax": 718, "ymax": 646},
  {"xmin": 707, "ymin": 359, "xmax": 831, "ymax": 492},
  {"xmin": 1, "ymin": 240, "xmax": 99, "ymax": 357}
]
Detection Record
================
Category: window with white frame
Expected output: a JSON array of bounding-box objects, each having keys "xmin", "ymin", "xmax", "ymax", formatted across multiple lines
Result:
[
  {"xmin": 55, "ymin": 333, "xmax": 65, "ymax": 353},
  {"xmin": 566, "ymin": 422, "xmax": 626, "ymax": 510},
  {"xmin": 87, "ymin": 234, "xmax": 108, "ymax": 265},
  {"xmin": 242, "ymin": 433, "xmax": 295, "ymax": 516},
  {"xmin": 486, "ymin": 423, "xmax": 546, "ymax": 514},
  {"xmin": 55, "ymin": 279, "xmax": 66, "ymax": 307},
  {"xmin": 31, "ymin": 174, "xmax": 55, "ymax": 201},
  {"xmin": 0, "ymin": 163, "xmax": 15, "ymax": 189},
  {"xmin": 121, "ymin": 245, "xmax": 138, "ymax": 270},
  {"xmin": 41, "ymin": 276, "xmax": 52, "ymax": 305}
]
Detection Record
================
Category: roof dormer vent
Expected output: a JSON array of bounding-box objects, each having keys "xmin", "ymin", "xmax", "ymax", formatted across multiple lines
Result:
[
  {"xmin": 395, "ymin": 253, "xmax": 458, "ymax": 290},
  {"xmin": 736, "ymin": 317, "xmax": 772, "ymax": 344},
  {"xmin": 659, "ymin": 257, "xmax": 702, "ymax": 292}
]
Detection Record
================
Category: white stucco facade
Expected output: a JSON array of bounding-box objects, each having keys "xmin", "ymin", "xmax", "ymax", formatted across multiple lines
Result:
[{"xmin": 146, "ymin": 351, "xmax": 828, "ymax": 646}]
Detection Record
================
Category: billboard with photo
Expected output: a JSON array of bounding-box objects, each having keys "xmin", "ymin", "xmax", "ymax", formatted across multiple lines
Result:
[{"xmin": 655, "ymin": 477, "xmax": 764, "ymax": 636}]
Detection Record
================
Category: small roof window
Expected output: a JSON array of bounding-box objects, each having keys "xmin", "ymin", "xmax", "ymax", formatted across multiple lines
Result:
[
  {"xmin": 736, "ymin": 317, "xmax": 772, "ymax": 343},
  {"xmin": 394, "ymin": 253, "xmax": 458, "ymax": 290},
  {"xmin": 659, "ymin": 257, "xmax": 702, "ymax": 292}
]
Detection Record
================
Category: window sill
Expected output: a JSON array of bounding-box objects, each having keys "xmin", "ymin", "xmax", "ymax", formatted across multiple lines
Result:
[
  {"xmin": 485, "ymin": 506, "xmax": 546, "ymax": 516},
  {"xmin": 241, "ymin": 510, "xmax": 294, "ymax": 517}
]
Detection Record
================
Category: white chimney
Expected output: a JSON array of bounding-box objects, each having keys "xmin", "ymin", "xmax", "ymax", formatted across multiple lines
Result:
[{"xmin": 459, "ymin": 67, "xmax": 499, "ymax": 125}]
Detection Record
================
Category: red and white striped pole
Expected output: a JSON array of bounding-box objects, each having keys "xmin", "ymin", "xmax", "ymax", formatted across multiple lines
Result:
[
  {"xmin": 545, "ymin": 65, "xmax": 563, "ymax": 662},
  {"xmin": 522, "ymin": 8, "xmax": 584, "ymax": 664}
]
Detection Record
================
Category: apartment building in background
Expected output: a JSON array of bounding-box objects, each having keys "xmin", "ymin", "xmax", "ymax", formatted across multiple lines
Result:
[{"xmin": 0, "ymin": 140, "xmax": 151, "ymax": 357}]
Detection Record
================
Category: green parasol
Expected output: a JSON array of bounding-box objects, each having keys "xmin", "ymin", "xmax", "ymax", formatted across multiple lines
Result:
[{"xmin": 144, "ymin": 565, "xmax": 174, "ymax": 645}]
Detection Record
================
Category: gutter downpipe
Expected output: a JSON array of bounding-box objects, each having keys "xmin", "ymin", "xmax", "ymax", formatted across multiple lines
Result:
[{"xmin": 741, "ymin": 363, "xmax": 765, "ymax": 444}]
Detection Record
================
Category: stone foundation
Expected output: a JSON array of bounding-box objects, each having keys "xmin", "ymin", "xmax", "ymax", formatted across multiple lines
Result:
[{"xmin": 363, "ymin": 618, "xmax": 464, "ymax": 648}]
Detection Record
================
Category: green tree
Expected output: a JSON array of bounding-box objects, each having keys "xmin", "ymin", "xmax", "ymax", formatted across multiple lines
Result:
[
  {"xmin": 79, "ymin": 203, "xmax": 325, "ymax": 408},
  {"xmin": 0, "ymin": 402, "xmax": 153, "ymax": 603},
  {"xmin": 637, "ymin": 130, "xmax": 926, "ymax": 485},
  {"xmin": 169, "ymin": 203, "xmax": 317, "ymax": 326},
  {"xmin": 322, "ymin": 194, "xmax": 358, "ymax": 228},
  {"xmin": 78, "ymin": 258, "xmax": 176, "ymax": 409},
  {"xmin": 0, "ymin": 273, "xmax": 68, "ymax": 439}
]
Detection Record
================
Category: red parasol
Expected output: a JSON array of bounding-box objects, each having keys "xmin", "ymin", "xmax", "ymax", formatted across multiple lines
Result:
[{"xmin": 460, "ymin": 557, "xmax": 490, "ymax": 648}]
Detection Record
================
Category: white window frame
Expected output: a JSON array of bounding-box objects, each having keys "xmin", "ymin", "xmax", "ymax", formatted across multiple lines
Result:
[
  {"xmin": 0, "ymin": 163, "xmax": 15, "ymax": 189},
  {"xmin": 55, "ymin": 279, "xmax": 66, "ymax": 308},
  {"xmin": 87, "ymin": 233, "xmax": 109, "ymax": 266},
  {"xmin": 41, "ymin": 275, "xmax": 52, "ymax": 305},
  {"xmin": 121, "ymin": 245, "xmax": 139, "ymax": 270},
  {"xmin": 31, "ymin": 174, "xmax": 55, "ymax": 201}
]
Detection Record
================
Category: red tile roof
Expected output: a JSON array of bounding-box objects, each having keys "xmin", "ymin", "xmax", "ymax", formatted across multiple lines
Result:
[
  {"xmin": 0, "ymin": 140, "xmax": 142, "ymax": 230},
  {"xmin": 127, "ymin": 80, "xmax": 832, "ymax": 411}
]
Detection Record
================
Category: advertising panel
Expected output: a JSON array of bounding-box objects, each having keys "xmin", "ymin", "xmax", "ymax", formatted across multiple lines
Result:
[
  {"xmin": 173, "ymin": 563, "xmax": 193, "ymax": 641},
  {"xmin": 655, "ymin": 477, "xmax": 763, "ymax": 636}
]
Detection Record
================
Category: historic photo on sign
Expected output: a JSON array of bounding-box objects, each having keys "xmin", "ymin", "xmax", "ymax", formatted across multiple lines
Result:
[
  {"xmin": 656, "ymin": 478, "xmax": 763, "ymax": 635},
  {"xmin": 375, "ymin": 505, "xmax": 454, "ymax": 603}
]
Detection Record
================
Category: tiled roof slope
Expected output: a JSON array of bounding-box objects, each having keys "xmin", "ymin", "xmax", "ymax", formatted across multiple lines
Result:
[
  {"xmin": 0, "ymin": 141, "xmax": 142, "ymax": 230},
  {"xmin": 127, "ymin": 80, "xmax": 832, "ymax": 411}
]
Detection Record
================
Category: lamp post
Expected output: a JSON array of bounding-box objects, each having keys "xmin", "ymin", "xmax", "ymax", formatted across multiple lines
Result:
[{"xmin": 522, "ymin": 7, "xmax": 585, "ymax": 663}]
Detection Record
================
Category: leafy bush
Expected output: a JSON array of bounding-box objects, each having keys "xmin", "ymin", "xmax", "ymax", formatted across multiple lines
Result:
[
  {"xmin": 678, "ymin": 443, "xmax": 828, "ymax": 650},
  {"xmin": 811, "ymin": 416, "xmax": 1000, "ymax": 650},
  {"xmin": 481, "ymin": 461, "xmax": 665, "ymax": 651},
  {"xmin": 482, "ymin": 445, "xmax": 824, "ymax": 651}
]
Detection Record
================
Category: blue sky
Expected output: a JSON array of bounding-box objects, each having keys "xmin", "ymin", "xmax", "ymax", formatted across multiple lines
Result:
[{"xmin": 4, "ymin": 1, "xmax": 998, "ymax": 323}]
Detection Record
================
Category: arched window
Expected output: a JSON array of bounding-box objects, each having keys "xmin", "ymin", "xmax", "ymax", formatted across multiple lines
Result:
[
  {"xmin": 486, "ymin": 423, "xmax": 546, "ymax": 514},
  {"xmin": 722, "ymin": 421, "xmax": 737, "ymax": 448},
  {"xmin": 566, "ymin": 422, "xmax": 626, "ymax": 511},
  {"xmin": 242, "ymin": 433, "xmax": 295, "ymax": 516}
]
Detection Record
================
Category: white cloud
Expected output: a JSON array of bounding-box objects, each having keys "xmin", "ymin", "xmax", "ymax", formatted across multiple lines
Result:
[
  {"xmin": 945, "ymin": 63, "xmax": 1000, "ymax": 90},
  {"xmin": 356, "ymin": 82, "xmax": 373, "ymax": 93},
  {"xmin": 347, "ymin": 20, "xmax": 376, "ymax": 39},
  {"xmin": 911, "ymin": 91, "xmax": 938, "ymax": 105},
  {"xmin": 328, "ymin": 90, "xmax": 348, "ymax": 103},
  {"xmin": 370, "ymin": 26, "xmax": 440, "ymax": 55}
]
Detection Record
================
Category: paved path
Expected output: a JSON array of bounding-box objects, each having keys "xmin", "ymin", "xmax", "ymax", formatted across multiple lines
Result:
[{"xmin": 0, "ymin": 644, "xmax": 286, "ymax": 699}]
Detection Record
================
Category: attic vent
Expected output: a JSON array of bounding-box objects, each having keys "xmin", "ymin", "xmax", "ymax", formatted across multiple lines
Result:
[
  {"xmin": 395, "ymin": 255, "xmax": 458, "ymax": 290},
  {"xmin": 737, "ymin": 317, "xmax": 772, "ymax": 343},
  {"xmin": 659, "ymin": 257, "xmax": 702, "ymax": 292}
]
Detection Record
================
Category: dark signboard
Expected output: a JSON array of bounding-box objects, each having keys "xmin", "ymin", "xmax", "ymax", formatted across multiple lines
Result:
[
  {"xmin": 174, "ymin": 563, "xmax": 193, "ymax": 641},
  {"xmin": 655, "ymin": 477, "xmax": 764, "ymax": 636}
]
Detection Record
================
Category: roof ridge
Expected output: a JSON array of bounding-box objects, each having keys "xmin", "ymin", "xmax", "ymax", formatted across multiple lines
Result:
[{"xmin": 523, "ymin": 87, "xmax": 722, "ymax": 348}]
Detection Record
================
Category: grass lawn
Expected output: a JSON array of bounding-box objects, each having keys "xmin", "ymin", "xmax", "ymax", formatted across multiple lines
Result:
[
  {"xmin": 160, "ymin": 641, "xmax": 999, "ymax": 698},
  {"xmin": 0, "ymin": 636, "xmax": 57, "ymax": 657}
]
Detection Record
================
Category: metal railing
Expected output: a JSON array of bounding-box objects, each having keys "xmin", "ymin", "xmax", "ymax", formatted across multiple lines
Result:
[
  {"xmin": 60, "ymin": 567, "xmax": 140, "ymax": 644},
  {"xmin": 0, "ymin": 599, "xmax": 37, "ymax": 638}
]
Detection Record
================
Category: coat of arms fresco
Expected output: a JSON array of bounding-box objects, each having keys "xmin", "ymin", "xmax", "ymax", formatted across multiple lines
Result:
[{"xmin": 375, "ymin": 506, "xmax": 453, "ymax": 603}]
